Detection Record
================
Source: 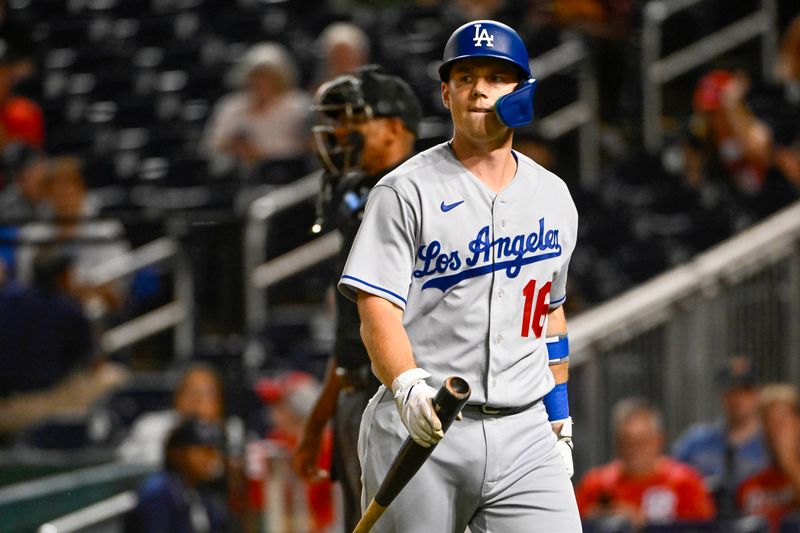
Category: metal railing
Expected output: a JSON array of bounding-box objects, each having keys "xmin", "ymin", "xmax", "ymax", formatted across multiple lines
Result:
[
  {"xmin": 0, "ymin": 223, "xmax": 194, "ymax": 359},
  {"xmin": 38, "ymin": 491, "xmax": 137, "ymax": 533},
  {"xmin": 568, "ymin": 200, "xmax": 800, "ymax": 472},
  {"xmin": 531, "ymin": 39, "xmax": 601, "ymax": 189},
  {"xmin": 243, "ymin": 172, "xmax": 323, "ymax": 336},
  {"xmin": 641, "ymin": 0, "xmax": 778, "ymax": 152},
  {"xmin": 87, "ymin": 236, "xmax": 195, "ymax": 359},
  {"xmin": 0, "ymin": 462, "xmax": 152, "ymax": 532}
]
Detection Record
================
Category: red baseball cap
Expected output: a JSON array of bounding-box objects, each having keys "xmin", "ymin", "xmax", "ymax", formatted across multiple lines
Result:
[{"xmin": 693, "ymin": 70, "xmax": 735, "ymax": 111}]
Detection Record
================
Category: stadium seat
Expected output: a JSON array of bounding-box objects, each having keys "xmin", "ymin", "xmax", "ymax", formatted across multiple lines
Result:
[
  {"xmin": 96, "ymin": 375, "xmax": 177, "ymax": 429},
  {"xmin": 781, "ymin": 514, "xmax": 800, "ymax": 533},
  {"xmin": 38, "ymin": 16, "xmax": 95, "ymax": 47},
  {"xmin": 14, "ymin": 411, "xmax": 122, "ymax": 451},
  {"xmin": 82, "ymin": 155, "xmax": 119, "ymax": 189},
  {"xmin": 136, "ymin": 14, "xmax": 182, "ymax": 45},
  {"xmin": 643, "ymin": 518, "xmax": 770, "ymax": 533},
  {"xmin": 582, "ymin": 517, "xmax": 635, "ymax": 533}
]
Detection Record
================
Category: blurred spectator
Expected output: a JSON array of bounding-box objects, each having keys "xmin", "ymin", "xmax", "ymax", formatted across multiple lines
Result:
[
  {"xmin": 775, "ymin": 15, "xmax": 800, "ymax": 102},
  {"xmin": 738, "ymin": 384, "xmax": 800, "ymax": 532},
  {"xmin": 309, "ymin": 22, "xmax": 370, "ymax": 91},
  {"xmin": 15, "ymin": 156, "xmax": 130, "ymax": 312},
  {"xmin": 0, "ymin": 143, "xmax": 47, "ymax": 276},
  {"xmin": 0, "ymin": 250, "xmax": 128, "ymax": 433},
  {"xmin": 248, "ymin": 371, "xmax": 333, "ymax": 533},
  {"xmin": 765, "ymin": 16, "xmax": 800, "ymax": 201},
  {"xmin": 528, "ymin": 0, "xmax": 633, "ymax": 122},
  {"xmin": 0, "ymin": 40, "xmax": 43, "ymax": 150},
  {"xmin": 683, "ymin": 70, "xmax": 773, "ymax": 199},
  {"xmin": 513, "ymin": 130, "xmax": 558, "ymax": 174},
  {"xmin": 672, "ymin": 356, "xmax": 769, "ymax": 517},
  {"xmin": 202, "ymin": 42, "xmax": 311, "ymax": 174},
  {"xmin": 129, "ymin": 418, "xmax": 227, "ymax": 533},
  {"xmin": 444, "ymin": 0, "xmax": 506, "ymax": 21},
  {"xmin": 772, "ymin": 133, "xmax": 800, "ymax": 194},
  {"xmin": 576, "ymin": 397, "xmax": 715, "ymax": 529},
  {"xmin": 0, "ymin": 142, "xmax": 47, "ymax": 219},
  {"xmin": 0, "ymin": 1, "xmax": 35, "ymax": 81},
  {"xmin": 117, "ymin": 364, "xmax": 226, "ymax": 465}
]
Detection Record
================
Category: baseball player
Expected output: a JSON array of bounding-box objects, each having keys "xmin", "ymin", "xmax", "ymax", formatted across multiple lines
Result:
[
  {"xmin": 292, "ymin": 65, "xmax": 422, "ymax": 532},
  {"xmin": 338, "ymin": 20, "xmax": 581, "ymax": 532}
]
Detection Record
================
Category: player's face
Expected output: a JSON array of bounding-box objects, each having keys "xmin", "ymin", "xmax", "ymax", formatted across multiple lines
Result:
[
  {"xmin": 330, "ymin": 113, "xmax": 396, "ymax": 175},
  {"xmin": 442, "ymin": 58, "xmax": 519, "ymax": 144}
]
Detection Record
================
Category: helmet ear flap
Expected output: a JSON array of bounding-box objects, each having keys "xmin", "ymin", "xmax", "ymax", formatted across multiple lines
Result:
[{"xmin": 494, "ymin": 78, "xmax": 537, "ymax": 128}]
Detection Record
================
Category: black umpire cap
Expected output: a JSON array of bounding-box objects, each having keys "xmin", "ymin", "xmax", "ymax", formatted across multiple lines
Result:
[{"xmin": 315, "ymin": 64, "xmax": 422, "ymax": 136}]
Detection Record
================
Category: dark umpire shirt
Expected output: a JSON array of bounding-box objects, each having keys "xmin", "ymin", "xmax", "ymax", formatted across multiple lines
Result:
[
  {"xmin": 330, "ymin": 164, "xmax": 400, "ymax": 369},
  {"xmin": 0, "ymin": 281, "xmax": 93, "ymax": 396}
]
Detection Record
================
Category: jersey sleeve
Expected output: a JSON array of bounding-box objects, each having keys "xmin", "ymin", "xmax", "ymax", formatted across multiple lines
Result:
[
  {"xmin": 550, "ymin": 191, "xmax": 579, "ymax": 308},
  {"xmin": 338, "ymin": 184, "xmax": 417, "ymax": 309}
]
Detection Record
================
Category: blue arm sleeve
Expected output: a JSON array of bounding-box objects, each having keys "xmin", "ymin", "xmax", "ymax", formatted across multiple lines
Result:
[{"xmin": 543, "ymin": 382, "xmax": 569, "ymax": 421}]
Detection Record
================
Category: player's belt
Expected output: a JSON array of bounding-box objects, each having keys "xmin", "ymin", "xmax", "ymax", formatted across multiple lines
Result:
[{"xmin": 463, "ymin": 398, "xmax": 541, "ymax": 416}]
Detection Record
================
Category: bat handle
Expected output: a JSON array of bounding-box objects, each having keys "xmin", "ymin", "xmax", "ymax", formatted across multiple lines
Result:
[{"xmin": 352, "ymin": 499, "xmax": 386, "ymax": 533}]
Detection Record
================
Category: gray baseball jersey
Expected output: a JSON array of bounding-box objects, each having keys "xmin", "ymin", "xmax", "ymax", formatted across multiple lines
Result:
[{"xmin": 338, "ymin": 141, "xmax": 578, "ymax": 407}]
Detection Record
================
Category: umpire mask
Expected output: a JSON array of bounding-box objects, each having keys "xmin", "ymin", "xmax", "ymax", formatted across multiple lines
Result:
[{"xmin": 311, "ymin": 74, "xmax": 370, "ymax": 176}]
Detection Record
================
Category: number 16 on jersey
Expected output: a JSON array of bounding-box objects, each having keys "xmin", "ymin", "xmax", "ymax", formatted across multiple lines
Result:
[{"xmin": 520, "ymin": 280, "xmax": 551, "ymax": 338}]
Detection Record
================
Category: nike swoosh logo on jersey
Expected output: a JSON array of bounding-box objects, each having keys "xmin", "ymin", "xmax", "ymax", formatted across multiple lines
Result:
[{"xmin": 440, "ymin": 200, "xmax": 464, "ymax": 212}]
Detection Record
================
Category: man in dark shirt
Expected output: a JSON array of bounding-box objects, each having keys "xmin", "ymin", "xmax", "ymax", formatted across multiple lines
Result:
[
  {"xmin": 0, "ymin": 250, "xmax": 92, "ymax": 396},
  {"xmin": 0, "ymin": 250, "xmax": 127, "ymax": 434},
  {"xmin": 130, "ymin": 418, "xmax": 227, "ymax": 533},
  {"xmin": 292, "ymin": 65, "xmax": 421, "ymax": 531}
]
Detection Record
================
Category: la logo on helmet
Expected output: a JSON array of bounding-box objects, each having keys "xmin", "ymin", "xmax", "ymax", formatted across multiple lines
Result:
[{"xmin": 472, "ymin": 24, "xmax": 494, "ymax": 47}]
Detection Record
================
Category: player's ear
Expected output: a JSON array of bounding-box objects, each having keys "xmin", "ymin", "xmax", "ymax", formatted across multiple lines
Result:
[
  {"xmin": 441, "ymin": 82, "xmax": 450, "ymax": 111},
  {"xmin": 385, "ymin": 117, "xmax": 404, "ymax": 144},
  {"xmin": 388, "ymin": 117, "xmax": 404, "ymax": 135}
]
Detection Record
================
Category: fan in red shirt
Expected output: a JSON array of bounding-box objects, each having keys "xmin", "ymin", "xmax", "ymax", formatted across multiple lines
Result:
[
  {"xmin": 738, "ymin": 383, "xmax": 800, "ymax": 532},
  {"xmin": 0, "ymin": 44, "xmax": 44, "ymax": 150},
  {"xmin": 576, "ymin": 398, "xmax": 715, "ymax": 529}
]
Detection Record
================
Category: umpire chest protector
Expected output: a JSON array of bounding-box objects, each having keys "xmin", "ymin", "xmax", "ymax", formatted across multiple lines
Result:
[{"xmin": 439, "ymin": 20, "xmax": 538, "ymax": 128}]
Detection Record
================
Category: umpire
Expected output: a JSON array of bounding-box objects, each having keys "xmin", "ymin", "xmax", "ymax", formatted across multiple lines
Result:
[{"xmin": 292, "ymin": 65, "xmax": 422, "ymax": 531}]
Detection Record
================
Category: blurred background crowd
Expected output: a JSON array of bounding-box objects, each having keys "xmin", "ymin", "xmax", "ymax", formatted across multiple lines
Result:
[{"xmin": 0, "ymin": 0, "xmax": 799, "ymax": 531}]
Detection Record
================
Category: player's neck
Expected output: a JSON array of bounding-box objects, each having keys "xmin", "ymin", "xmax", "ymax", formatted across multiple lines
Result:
[{"xmin": 450, "ymin": 134, "xmax": 516, "ymax": 193}]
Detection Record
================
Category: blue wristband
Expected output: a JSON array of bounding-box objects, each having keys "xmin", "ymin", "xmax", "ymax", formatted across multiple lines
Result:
[
  {"xmin": 546, "ymin": 335, "xmax": 569, "ymax": 363},
  {"xmin": 543, "ymin": 382, "xmax": 569, "ymax": 421}
]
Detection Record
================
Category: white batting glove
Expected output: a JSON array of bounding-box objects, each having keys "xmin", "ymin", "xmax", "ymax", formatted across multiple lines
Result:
[
  {"xmin": 392, "ymin": 368, "xmax": 444, "ymax": 448},
  {"xmin": 552, "ymin": 416, "xmax": 574, "ymax": 478}
]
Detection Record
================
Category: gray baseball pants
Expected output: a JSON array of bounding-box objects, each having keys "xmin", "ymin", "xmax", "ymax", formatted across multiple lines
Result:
[{"xmin": 358, "ymin": 386, "xmax": 582, "ymax": 532}]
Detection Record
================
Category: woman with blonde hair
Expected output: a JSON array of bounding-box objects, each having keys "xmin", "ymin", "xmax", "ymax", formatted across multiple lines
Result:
[{"xmin": 203, "ymin": 42, "xmax": 311, "ymax": 170}]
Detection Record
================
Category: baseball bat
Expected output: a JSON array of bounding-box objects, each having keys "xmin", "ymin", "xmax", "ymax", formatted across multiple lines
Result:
[{"xmin": 352, "ymin": 376, "xmax": 471, "ymax": 533}]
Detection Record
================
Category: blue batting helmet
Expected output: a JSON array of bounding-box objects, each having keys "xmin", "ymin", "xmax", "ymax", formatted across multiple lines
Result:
[
  {"xmin": 439, "ymin": 20, "xmax": 537, "ymax": 128},
  {"xmin": 438, "ymin": 20, "xmax": 531, "ymax": 82}
]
